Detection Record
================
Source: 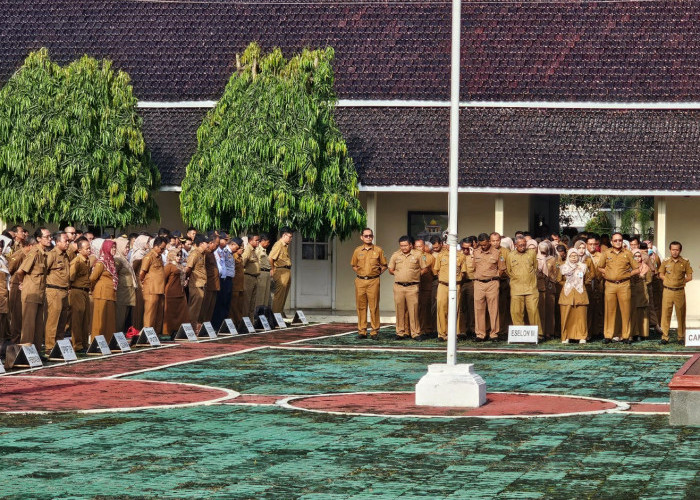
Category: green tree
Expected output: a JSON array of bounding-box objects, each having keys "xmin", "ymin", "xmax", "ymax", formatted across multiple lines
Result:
[
  {"xmin": 180, "ymin": 43, "xmax": 365, "ymax": 239},
  {"xmin": 0, "ymin": 48, "xmax": 160, "ymax": 228}
]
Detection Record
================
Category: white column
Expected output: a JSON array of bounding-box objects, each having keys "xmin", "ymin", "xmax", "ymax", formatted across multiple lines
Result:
[
  {"xmin": 366, "ymin": 192, "xmax": 377, "ymax": 236},
  {"xmin": 656, "ymin": 197, "xmax": 667, "ymax": 259},
  {"xmin": 494, "ymin": 195, "xmax": 504, "ymax": 235}
]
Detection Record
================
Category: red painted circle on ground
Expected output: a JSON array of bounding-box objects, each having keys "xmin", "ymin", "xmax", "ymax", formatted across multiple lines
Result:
[
  {"xmin": 0, "ymin": 377, "xmax": 233, "ymax": 413},
  {"xmin": 285, "ymin": 392, "xmax": 622, "ymax": 417}
]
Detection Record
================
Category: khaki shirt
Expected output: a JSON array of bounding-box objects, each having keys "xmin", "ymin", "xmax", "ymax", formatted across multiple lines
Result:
[
  {"xmin": 469, "ymin": 246, "xmax": 505, "ymax": 280},
  {"xmin": 351, "ymin": 244, "xmax": 387, "ymax": 277},
  {"xmin": 141, "ymin": 249, "xmax": 165, "ymax": 295},
  {"xmin": 187, "ymin": 248, "xmax": 207, "ymax": 288},
  {"xmin": 464, "ymin": 253, "xmax": 476, "ymax": 280},
  {"xmin": 45, "ymin": 247, "xmax": 70, "ymax": 288},
  {"xmin": 389, "ymin": 249, "xmax": 426, "ymax": 283},
  {"xmin": 233, "ymin": 253, "xmax": 245, "ymax": 291},
  {"xmin": 19, "ymin": 246, "xmax": 47, "ymax": 304},
  {"xmin": 257, "ymin": 246, "xmax": 271, "ymax": 271},
  {"xmin": 269, "ymin": 240, "xmax": 291, "ymax": 268},
  {"xmin": 599, "ymin": 248, "xmax": 638, "ymax": 282},
  {"xmin": 241, "ymin": 245, "xmax": 260, "ymax": 275},
  {"xmin": 9, "ymin": 250, "xmax": 26, "ymax": 285},
  {"xmin": 431, "ymin": 248, "xmax": 448, "ymax": 274},
  {"xmin": 70, "ymin": 254, "xmax": 91, "ymax": 289},
  {"xmin": 434, "ymin": 249, "xmax": 467, "ymax": 283},
  {"xmin": 506, "ymin": 250, "xmax": 538, "ymax": 296},
  {"xmin": 205, "ymin": 250, "xmax": 220, "ymax": 291},
  {"xmin": 659, "ymin": 257, "xmax": 693, "ymax": 288},
  {"xmin": 419, "ymin": 251, "xmax": 435, "ymax": 289}
]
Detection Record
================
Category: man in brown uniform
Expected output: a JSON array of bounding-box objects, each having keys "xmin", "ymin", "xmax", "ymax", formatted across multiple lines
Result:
[
  {"xmin": 389, "ymin": 236, "xmax": 429, "ymax": 340},
  {"xmin": 468, "ymin": 233, "xmax": 506, "ymax": 341},
  {"xmin": 228, "ymin": 238, "xmax": 246, "ymax": 323},
  {"xmin": 186, "ymin": 234, "xmax": 209, "ymax": 330},
  {"xmin": 598, "ymin": 231, "xmax": 640, "ymax": 344},
  {"xmin": 270, "ymin": 228, "xmax": 293, "ymax": 315},
  {"xmin": 414, "ymin": 239, "xmax": 435, "ymax": 337},
  {"xmin": 506, "ymin": 236, "xmax": 543, "ymax": 338},
  {"xmin": 351, "ymin": 228, "xmax": 387, "ymax": 338},
  {"xmin": 70, "ymin": 238, "xmax": 92, "ymax": 352},
  {"xmin": 586, "ymin": 235, "xmax": 604, "ymax": 339},
  {"xmin": 44, "ymin": 231, "xmax": 71, "ymax": 352},
  {"xmin": 458, "ymin": 237, "xmax": 476, "ymax": 338},
  {"xmin": 8, "ymin": 239, "xmax": 30, "ymax": 345},
  {"xmin": 434, "ymin": 238, "xmax": 468, "ymax": 342},
  {"xmin": 200, "ymin": 233, "xmax": 220, "ymax": 323},
  {"xmin": 17, "ymin": 227, "xmax": 51, "ymax": 354},
  {"xmin": 140, "ymin": 236, "xmax": 167, "ymax": 335},
  {"xmin": 659, "ymin": 241, "xmax": 693, "ymax": 344},
  {"xmin": 492, "ymin": 232, "xmax": 512, "ymax": 337},
  {"xmin": 255, "ymin": 234, "xmax": 272, "ymax": 308},
  {"xmin": 241, "ymin": 233, "xmax": 260, "ymax": 319},
  {"xmin": 429, "ymin": 235, "xmax": 445, "ymax": 331}
]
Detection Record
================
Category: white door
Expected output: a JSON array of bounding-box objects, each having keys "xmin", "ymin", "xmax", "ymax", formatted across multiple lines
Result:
[{"xmin": 293, "ymin": 236, "xmax": 332, "ymax": 308}]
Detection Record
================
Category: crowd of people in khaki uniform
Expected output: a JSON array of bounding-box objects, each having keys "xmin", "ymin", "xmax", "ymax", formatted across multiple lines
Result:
[
  {"xmin": 0, "ymin": 225, "xmax": 294, "ymax": 362},
  {"xmin": 352, "ymin": 228, "xmax": 693, "ymax": 345}
]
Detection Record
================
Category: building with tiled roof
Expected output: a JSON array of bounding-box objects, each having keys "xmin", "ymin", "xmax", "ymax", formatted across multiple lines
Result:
[{"xmin": 3, "ymin": 0, "xmax": 700, "ymax": 312}]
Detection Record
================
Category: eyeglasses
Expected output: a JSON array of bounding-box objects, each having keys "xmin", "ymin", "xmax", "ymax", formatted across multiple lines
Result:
[
  {"xmin": 362, "ymin": 234, "xmax": 373, "ymax": 238},
  {"xmin": 612, "ymin": 239, "xmax": 623, "ymax": 242}
]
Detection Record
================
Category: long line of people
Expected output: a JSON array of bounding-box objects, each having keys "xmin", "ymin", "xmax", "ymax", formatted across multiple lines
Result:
[{"xmin": 0, "ymin": 225, "xmax": 295, "ymax": 362}]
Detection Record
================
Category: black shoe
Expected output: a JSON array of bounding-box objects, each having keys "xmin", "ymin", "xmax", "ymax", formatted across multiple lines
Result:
[
  {"xmin": 39, "ymin": 356, "xmax": 49, "ymax": 363},
  {"xmin": 659, "ymin": 339, "xmax": 669, "ymax": 345},
  {"xmin": 602, "ymin": 338, "xmax": 611, "ymax": 344},
  {"xmin": 412, "ymin": 334, "xmax": 428, "ymax": 342},
  {"xmin": 437, "ymin": 337, "xmax": 447, "ymax": 342},
  {"xmin": 369, "ymin": 335, "xmax": 378, "ymax": 340},
  {"xmin": 76, "ymin": 348, "xmax": 87, "ymax": 354},
  {"xmin": 457, "ymin": 333, "xmax": 467, "ymax": 341},
  {"xmin": 622, "ymin": 339, "xmax": 632, "ymax": 345},
  {"xmin": 358, "ymin": 334, "xmax": 367, "ymax": 339},
  {"xmin": 395, "ymin": 335, "xmax": 407, "ymax": 341},
  {"xmin": 633, "ymin": 336, "xmax": 641, "ymax": 342},
  {"xmin": 474, "ymin": 336, "xmax": 486, "ymax": 342}
]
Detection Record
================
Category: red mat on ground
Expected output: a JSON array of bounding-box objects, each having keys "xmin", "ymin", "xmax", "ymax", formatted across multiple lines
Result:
[{"xmin": 0, "ymin": 376, "xmax": 231, "ymax": 412}]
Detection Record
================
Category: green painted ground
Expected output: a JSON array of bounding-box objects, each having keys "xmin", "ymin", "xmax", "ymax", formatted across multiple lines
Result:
[{"xmin": 0, "ymin": 344, "xmax": 698, "ymax": 499}]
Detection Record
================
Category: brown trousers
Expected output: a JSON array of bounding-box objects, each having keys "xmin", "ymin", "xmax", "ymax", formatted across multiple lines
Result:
[
  {"xmin": 498, "ymin": 278, "xmax": 511, "ymax": 335},
  {"xmin": 561, "ymin": 304, "xmax": 588, "ymax": 341},
  {"xmin": 200, "ymin": 289, "xmax": 217, "ymax": 323},
  {"xmin": 44, "ymin": 288, "xmax": 68, "ymax": 351},
  {"xmin": 115, "ymin": 303, "xmax": 132, "ymax": 333},
  {"xmin": 632, "ymin": 306, "xmax": 649, "ymax": 338},
  {"xmin": 20, "ymin": 299, "xmax": 44, "ymax": 352},
  {"xmin": 143, "ymin": 294, "xmax": 164, "ymax": 335},
  {"xmin": 646, "ymin": 283, "xmax": 658, "ymax": 328},
  {"xmin": 661, "ymin": 288, "xmax": 686, "ymax": 341},
  {"xmin": 272, "ymin": 268, "xmax": 291, "ymax": 314},
  {"xmin": 394, "ymin": 283, "xmax": 420, "ymax": 338},
  {"xmin": 188, "ymin": 286, "xmax": 205, "ymax": 325},
  {"xmin": 604, "ymin": 281, "xmax": 632, "ymax": 340},
  {"xmin": 474, "ymin": 280, "xmax": 500, "ymax": 339},
  {"xmin": 230, "ymin": 290, "xmax": 244, "ymax": 324},
  {"xmin": 510, "ymin": 293, "xmax": 542, "ymax": 337},
  {"xmin": 9, "ymin": 282, "xmax": 21, "ymax": 344},
  {"xmin": 69, "ymin": 289, "xmax": 90, "ymax": 351},
  {"xmin": 91, "ymin": 298, "xmax": 116, "ymax": 342},
  {"xmin": 586, "ymin": 281, "xmax": 604, "ymax": 338},
  {"xmin": 538, "ymin": 289, "xmax": 557, "ymax": 339},
  {"xmin": 437, "ymin": 283, "xmax": 461, "ymax": 339},
  {"xmin": 243, "ymin": 274, "xmax": 258, "ymax": 319},
  {"xmin": 458, "ymin": 281, "xmax": 475, "ymax": 335},
  {"xmin": 419, "ymin": 281, "xmax": 435, "ymax": 335},
  {"xmin": 355, "ymin": 277, "xmax": 380, "ymax": 335},
  {"xmin": 256, "ymin": 271, "xmax": 272, "ymax": 309}
]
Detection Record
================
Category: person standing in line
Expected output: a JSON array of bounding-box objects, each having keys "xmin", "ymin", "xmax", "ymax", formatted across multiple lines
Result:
[
  {"xmin": 129, "ymin": 235, "xmax": 151, "ymax": 331},
  {"xmin": 389, "ymin": 236, "xmax": 428, "ymax": 341},
  {"xmin": 434, "ymin": 237, "xmax": 468, "ymax": 342},
  {"xmin": 256, "ymin": 234, "xmax": 272, "ymax": 309},
  {"xmin": 199, "ymin": 232, "xmax": 220, "ymax": 324},
  {"xmin": 140, "ymin": 236, "xmax": 167, "ymax": 335},
  {"xmin": 270, "ymin": 229, "xmax": 293, "ymax": 315},
  {"xmin": 8, "ymin": 238, "xmax": 30, "ymax": 347},
  {"xmin": 558, "ymin": 248, "xmax": 591, "ymax": 343},
  {"xmin": 468, "ymin": 233, "xmax": 506, "ymax": 341},
  {"xmin": 491, "ymin": 232, "xmax": 512, "ymax": 338},
  {"xmin": 17, "ymin": 228, "xmax": 51, "ymax": 355},
  {"xmin": 0, "ymin": 236, "xmax": 12, "ymax": 357},
  {"xmin": 506, "ymin": 236, "xmax": 543, "ymax": 338},
  {"xmin": 630, "ymin": 249, "xmax": 652, "ymax": 342},
  {"xmin": 90, "ymin": 240, "xmax": 118, "ymax": 343},
  {"xmin": 414, "ymin": 239, "xmax": 436, "ymax": 337},
  {"xmin": 429, "ymin": 235, "xmax": 445, "ymax": 333},
  {"xmin": 69, "ymin": 238, "xmax": 91, "ymax": 352},
  {"xmin": 659, "ymin": 241, "xmax": 693, "ymax": 344},
  {"xmin": 44, "ymin": 232, "xmax": 71, "ymax": 353},
  {"xmin": 351, "ymin": 229, "xmax": 387, "ymax": 339},
  {"xmin": 536, "ymin": 240, "xmax": 557, "ymax": 340},
  {"xmin": 186, "ymin": 234, "xmax": 209, "ymax": 331},
  {"xmin": 114, "ymin": 236, "xmax": 137, "ymax": 333},
  {"xmin": 163, "ymin": 248, "xmax": 190, "ymax": 337},
  {"xmin": 212, "ymin": 232, "xmax": 232, "ymax": 329},
  {"xmin": 241, "ymin": 233, "xmax": 260, "ymax": 319},
  {"xmin": 228, "ymin": 238, "xmax": 246, "ymax": 324}
]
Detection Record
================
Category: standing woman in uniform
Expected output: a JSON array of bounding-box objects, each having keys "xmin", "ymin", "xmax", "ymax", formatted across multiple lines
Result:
[
  {"xmin": 114, "ymin": 236, "xmax": 137, "ymax": 332},
  {"xmin": 630, "ymin": 249, "xmax": 651, "ymax": 342},
  {"xmin": 536, "ymin": 240, "xmax": 557, "ymax": 340},
  {"xmin": 163, "ymin": 248, "xmax": 190, "ymax": 337},
  {"xmin": 90, "ymin": 239, "xmax": 118, "ymax": 342},
  {"xmin": 129, "ymin": 235, "xmax": 151, "ymax": 330},
  {"xmin": 558, "ymin": 248, "xmax": 591, "ymax": 344},
  {"xmin": 0, "ymin": 236, "xmax": 12, "ymax": 354}
]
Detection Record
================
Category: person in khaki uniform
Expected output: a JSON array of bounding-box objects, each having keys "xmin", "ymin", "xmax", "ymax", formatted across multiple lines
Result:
[
  {"xmin": 90, "ymin": 240, "xmax": 118, "ymax": 342},
  {"xmin": 241, "ymin": 233, "xmax": 260, "ymax": 320},
  {"xmin": 270, "ymin": 229, "xmax": 293, "ymax": 314},
  {"xmin": 186, "ymin": 234, "xmax": 209, "ymax": 329},
  {"xmin": 434, "ymin": 240, "xmax": 468, "ymax": 342},
  {"xmin": 585, "ymin": 235, "xmax": 605, "ymax": 339},
  {"xmin": 558, "ymin": 248, "xmax": 592, "ymax": 343},
  {"xmin": 69, "ymin": 239, "xmax": 92, "ymax": 352},
  {"xmin": 8, "ymin": 240, "xmax": 30, "ymax": 345},
  {"xmin": 468, "ymin": 232, "xmax": 506, "ymax": 341},
  {"xmin": 44, "ymin": 232, "xmax": 71, "ymax": 352},
  {"xmin": 228, "ymin": 238, "xmax": 245, "ymax": 323},
  {"xmin": 414, "ymin": 239, "xmax": 436, "ymax": 336},
  {"xmin": 255, "ymin": 234, "xmax": 272, "ymax": 309},
  {"xmin": 114, "ymin": 236, "xmax": 137, "ymax": 332},
  {"xmin": 506, "ymin": 237, "xmax": 543, "ymax": 338},
  {"xmin": 598, "ymin": 232, "xmax": 640, "ymax": 344},
  {"xmin": 630, "ymin": 250, "xmax": 652, "ymax": 342},
  {"xmin": 536, "ymin": 240, "xmax": 557, "ymax": 340},
  {"xmin": 0, "ymin": 236, "xmax": 12, "ymax": 355},
  {"xmin": 200, "ymin": 233, "xmax": 220, "ymax": 323},
  {"xmin": 458, "ymin": 238, "xmax": 476, "ymax": 339},
  {"xmin": 17, "ymin": 227, "xmax": 51, "ymax": 354},
  {"xmin": 140, "ymin": 236, "xmax": 167, "ymax": 335},
  {"xmin": 659, "ymin": 241, "xmax": 693, "ymax": 344},
  {"xmin": 491, "ymin": 232, "xmax": 512, "ymax": 337},
  {"xmin": 429, "ymin": 236, "xmax": 445, "ymax": 330},
  {"xmin": 389, "ymin": 236, "xmax": 428, "ymax": 340},
  {"xmin": 351, "ymin": 229, "xmax": 387, "ymax": 338}
]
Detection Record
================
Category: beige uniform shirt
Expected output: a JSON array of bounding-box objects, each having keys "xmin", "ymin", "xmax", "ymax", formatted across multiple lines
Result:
[
  {"xmin": 599, "ymin": 248, "xmax": 638, "ymax": 282},
  {"xmin": 141, "ymin": 249, "xmax": 165, "ymax": 295},
  {"xmin": 257, "ymin": 246, "xmax": 271, "ymax": 271},
  {"xmin": 241, "ymin": 245, "xmax": 260, "ymax": 275},
  {"xmin": 389, "ymin": 249, "xmax": 426, "ymax": 283},
  {"xmin": 70, "ymin": 254, "xmax": 91, "ymax": 289},
  {"xmin": 434, "ymin": 250, "xmax": 467, "ymax": 283},
  {"xmin": 351, "ymin": 245, "xmax": 387, "ymax": 277},
  {"xmin": 269, "ymin": 240, "xmax": 291, "ymax": 268},
  {"xmin": 469, "ymin": 246, "xmax": 505, "ymax": 280},
  {"xmin": 187, "ymin": 248, "xmax": 207, "ymax": 288},
  {"xmin": 506, "ymin": 249, "xmax": 538, "ymax": 295},
  {"xmin": 45, "ymin": 247, "xmax": 70, "ymax": 288},
  {"xmin": 659, "ymin": 257, "xmax": 693, "ymax": 288},
  {"xmin": 19, "ymin": 246, "xmax": 47, "ymax": 304}
]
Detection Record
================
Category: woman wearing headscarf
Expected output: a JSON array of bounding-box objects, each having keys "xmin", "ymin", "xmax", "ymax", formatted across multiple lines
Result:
[
  {"xmin": 557, "ymin": 248, "xmax": 591, "ymax": 343},
  {"xmin": 89, "ymin": 238, "xmax": 104, "ymax": 267},
  {"xmin": 536, "ymin": 240, "xmax": 557, "ymax": 340},
  {"xmin": 163, "ymin": 247, "xmax": 190, "ymax": 337},
  {"xmin": 129, "ymin": 235, "xmax": 151, "ymax": 331},
  {"xmin": 630, "ymin": 249, "xmax": 651, "ymax": 342},
  {"xmin": 114, "ymin": 236, "xmax": 137, "ymax": 332},
  {"xmin": 0, "ymin": 235, "xmax": 12, "ymax": 354},
  {"xmin": 90, "ymin": 239, "xmax": 118, "ymax": 342}
]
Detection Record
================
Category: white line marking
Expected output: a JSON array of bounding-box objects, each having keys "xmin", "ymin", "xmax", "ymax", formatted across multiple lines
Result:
[{"xmin": 282, "ymin": 329, "xmax": 360, "ymax": 344}]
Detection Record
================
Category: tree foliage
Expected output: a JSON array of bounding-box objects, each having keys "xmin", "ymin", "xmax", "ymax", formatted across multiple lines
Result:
[
  {"xmin": 560, "ymin": 195, "xmax": 654, "ymax": 238},
  {"xmin": 0, "ymin": 48, "xmax": 160, "ymax": 227},
  {"xmin": 180, "ymin": 42, "xmax": 366, "ymax": 239}
]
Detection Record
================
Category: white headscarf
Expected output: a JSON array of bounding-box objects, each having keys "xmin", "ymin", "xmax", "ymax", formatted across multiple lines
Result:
[
  {"xmin": 560, "ymin": 248, "xmax": 587, "ymax": 296},
  {"xmin": 0, "ymin": 235, "xmax": 11, "ymax": 286}
]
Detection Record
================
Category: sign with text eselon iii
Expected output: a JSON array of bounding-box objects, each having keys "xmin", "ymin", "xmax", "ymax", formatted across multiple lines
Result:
[{"xmin": 508, "ymin": 325, "xmax": 539, "ymax": 344}]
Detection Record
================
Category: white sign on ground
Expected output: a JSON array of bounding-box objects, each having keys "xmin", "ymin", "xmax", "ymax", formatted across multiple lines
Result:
[
  {"xmin": 508, "ymin": 325, "xmax": 539, "ymax": 344},
  {"xmin": 242, "ymin": 317, "xmax": 256, "ymax": 334},
  {"xmin": 200, "ymin": 322, "xmax": 217, "ymax": 339},
  {"xmin": 686, "ymin": 329, "xmax": 700, "ymax": 347},
  {"xmin": 292, "ymin": 310, "xmax": 308, "ymax": 325},
  {"xmin": 110, "ymin": 332, "xmax": 132, "ymax": 352},
  {"xmin": 258, "ymin": 315, "xmax": 272, "ymax": 332},
  {"xmin": 56, "ymin": 339, "xmax": 77, "ymax": 361},
  {"xmin": 23, "ymin": 345, "xmax": 43, "ymax": 367},
  {"xmin": 273, "ymin": 313, "xmax": 286, "ymax": 329}
]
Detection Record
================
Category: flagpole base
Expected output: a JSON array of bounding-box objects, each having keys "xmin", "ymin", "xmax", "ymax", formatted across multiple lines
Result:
[{"xmin": 415, "ymin": 363, "xmax": 486, "ymax": 407}]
